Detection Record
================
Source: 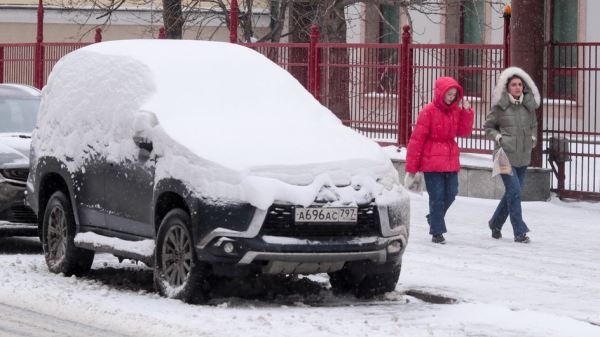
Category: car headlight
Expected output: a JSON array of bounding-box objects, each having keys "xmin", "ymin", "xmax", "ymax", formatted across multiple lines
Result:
[
  {"xmin": 376, "ymin": 186, "xmax": 410, "ymax": 237},
  {"xmin": 0, "ymin": 168, "xmax": 29, "ymax": 183}
]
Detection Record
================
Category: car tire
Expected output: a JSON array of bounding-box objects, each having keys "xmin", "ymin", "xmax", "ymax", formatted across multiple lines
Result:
[
  {"xmin": 154, "ymin": 208, "xmax": 210, "ymax": 303},
  {"xmin": 329, "ymin": 264, "xmax": 401, "ymax": 298},
  {"xmin": 356, "ymin": 265, "xmax": 401, "ymax": 298},
  {"xmin": 42, "ymin": 190, "xmax": 94, "ymax": 276},
  {"xmin": 328, "ymin": 269, "xmax": 361, "ymax": 294}
]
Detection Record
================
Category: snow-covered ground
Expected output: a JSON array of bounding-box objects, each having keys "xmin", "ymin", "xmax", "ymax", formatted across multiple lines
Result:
[{"xmin": 1, "ymin": 193, "xmax": 599, "ymax": 337}]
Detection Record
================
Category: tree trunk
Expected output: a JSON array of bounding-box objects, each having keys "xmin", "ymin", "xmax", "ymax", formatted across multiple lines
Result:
[
  {"xmin": 288, "ymin": 2, "xmax": 315, "ymax": 87},
  {"xmin": 511, "ymin": 0, "xmax": 544, "ymax": 167},
  {"xmin": 163, "ymin": 0, "xmax": 184, "ymax": 39},
  {"xmin": 319, "ymin": 0, "xmax": 350, "ymax": 122},
  {"xmin": 241, "ymin": 0, "xmax": 255, "ymax": 42}
]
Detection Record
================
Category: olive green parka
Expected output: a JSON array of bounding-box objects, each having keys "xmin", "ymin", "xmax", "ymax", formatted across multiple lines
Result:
[{"xmin": 484, "ymin": 67, "xmax": 540, "ymax": 167}]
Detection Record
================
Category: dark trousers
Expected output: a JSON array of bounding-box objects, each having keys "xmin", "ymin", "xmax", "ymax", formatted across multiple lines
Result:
[
  {"xmin": 490, "ymin": 165, "xmax": 530, "ymax": 237},
  {"xmin": 424, "ymin": 172, "xmax": 458, "ymax": 235}
]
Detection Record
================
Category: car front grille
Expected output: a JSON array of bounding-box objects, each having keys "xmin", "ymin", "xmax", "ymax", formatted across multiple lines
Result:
[
  {"xmin": 260, "ymin": 203, "xmax": 380, "ymax": 238},
  {"xmin": 3, "ymin": 205, "xmax": 37, "ymax": 224},
  {"xmin": 0, "ymin": 168, "xmax": 29, "ymax": 182}
]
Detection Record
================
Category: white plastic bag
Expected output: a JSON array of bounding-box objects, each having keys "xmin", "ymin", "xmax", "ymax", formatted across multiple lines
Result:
[
  {"xmin": 492, "ymin": 148, "xmax": 513, "ymax": 177},
  {"xmin": 404, "ymin": 172, "xmax": 425, "ymax": 194}
]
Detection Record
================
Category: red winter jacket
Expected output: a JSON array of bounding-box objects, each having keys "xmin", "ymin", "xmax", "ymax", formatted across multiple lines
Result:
[{"xmin": 405, "ymin": 77, "xmax": 474, "ymax": 173}]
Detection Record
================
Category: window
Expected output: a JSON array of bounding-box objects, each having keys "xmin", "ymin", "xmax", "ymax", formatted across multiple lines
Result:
[
  {"xmin": 549, "ymin": 0, "xmax": 578, "ymax": 100},
  {"xmin": 461, "ymin": 0, "xmax": 485, "ymax": 97},
  {"xmin": 377, "ymin": 4, "xmax": 400, "ymax": 93},
  {"xmin": 380, "ymin": 4, "xmax": 400, "ymax": 44}
]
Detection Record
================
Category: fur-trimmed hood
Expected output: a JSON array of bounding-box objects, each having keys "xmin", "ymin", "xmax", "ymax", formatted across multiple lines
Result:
[{"xmin": 492, "ymin": 67, "xmax": 541, "ymax": 111}]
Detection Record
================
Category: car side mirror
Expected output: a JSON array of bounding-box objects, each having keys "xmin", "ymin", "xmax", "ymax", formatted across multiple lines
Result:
[
  {"xmin": 133, "ymin": 136, "xmax": 153, "ymax": 152},
  {"xmin": 133, "ymin": 136, "xmax": 153, "ymax": 161},
  {"xmin": 133, "ymin": 110, "xmax": 158, "ymax": 161}
]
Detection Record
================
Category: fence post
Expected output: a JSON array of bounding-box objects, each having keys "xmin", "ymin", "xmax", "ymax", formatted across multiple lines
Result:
[
  {"xmin": 503, "ymin": 5, "xmax": 511, "ymax": 68},
  {"xmin": 158, "ymin": 27, "xmax": 166, "ymax": 39},
  {"xmin": 230, "ymin": 0, "xmax": 239, "ymax": 43},
  {"xmin": 398, "ymin": 25, "xmax": 412, "ymax": 147},
  {"xmin": 0, "ymin": 46, "xmax": 4, "ymax": 84},
  {"xmin": 308, "ymin": 25, "xmax": 320, "ymax": 100},
  {"xmin": 94, "ymin": 28, "xmax": 103, "ymax": 43},
  {"xmin": 406, "ymin": 30, "xmax": 414, "ymax": 145},
  {"xmin": 34, "ymin": 0, "xmax": 44, "ymax": 89}
]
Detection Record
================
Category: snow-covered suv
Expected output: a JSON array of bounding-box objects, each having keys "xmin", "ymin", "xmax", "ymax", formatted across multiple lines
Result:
[{"xmin": 27, "ymin": 40, "xmax": 410, "ymax": 302}]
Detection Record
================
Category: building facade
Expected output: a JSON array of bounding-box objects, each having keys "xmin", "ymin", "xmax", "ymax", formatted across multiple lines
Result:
[{"xmin": 0, "ymin": 0, "xmax": 271, "ymax": 42}]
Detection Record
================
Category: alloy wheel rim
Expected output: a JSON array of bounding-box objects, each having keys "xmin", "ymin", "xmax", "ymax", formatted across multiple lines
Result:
[
  {"xmin": 161, "ymin": 223, "xmax": 193, "ymax": 287},
  {"xmin": 47, "ymin": 205, "xmax": 67, "ymax": 265}
]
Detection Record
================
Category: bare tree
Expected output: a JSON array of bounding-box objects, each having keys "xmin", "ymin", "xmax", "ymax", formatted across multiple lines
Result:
[
  {"xmin": 50, "ymin": 1, "xmax": 508, "ymax": 44},
  {"xmin": 50, "ymin": 0, "xmax": 291, "ymax": 42}
]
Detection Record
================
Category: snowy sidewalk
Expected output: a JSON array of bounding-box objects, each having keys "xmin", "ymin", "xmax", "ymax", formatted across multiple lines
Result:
[
  {"xmin": 401, "ymin": 192, "xmax": 600, "ymax": 335},
  {"xmin": 1, "ymin": 193, "xmax": 599, "ymax": 337}
]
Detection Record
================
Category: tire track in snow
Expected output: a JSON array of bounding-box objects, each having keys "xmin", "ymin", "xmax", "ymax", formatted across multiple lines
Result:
[{"xmin": 0, "ymin": 302, "xmax": 132, "ymax": 337}]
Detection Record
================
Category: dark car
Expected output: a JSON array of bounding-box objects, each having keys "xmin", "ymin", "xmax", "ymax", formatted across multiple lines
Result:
[
  {"xmin": 27, "ymin": 40, "xmax": 410, "ymax": 302},
  {"xmin": 0, "ymin": 84, "xmax": 40, "ymax": 236}
]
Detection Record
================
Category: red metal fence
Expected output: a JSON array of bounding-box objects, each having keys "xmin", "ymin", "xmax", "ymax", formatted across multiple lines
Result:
[
  {"xmin": 544, "ymin": 42, "xmax": 600, "ymax": 199},
  {"xmin": 244, "ymin": 36, "xmax": 600, "ymax": 200},
  {"xmin": 0, "ymin": 44, "xmax": 36, "ymax": 86},
  {"xmin": 317, "ymin": 42, "xmax": 403, "ymax": 145},
  {"xmin": 244, "ymin": 26, "xmax": 410, "ymax": 146},
  {"xmin": 1, "ymin": 33, "xmax": 599, "ymax": 200},
  {"xmin": 0, "ymin": 43, "xmax": 88, "ymax": 87},
  {"xmin": 409, "ymin": 44, "xmax": 504, "ymax": 154}
]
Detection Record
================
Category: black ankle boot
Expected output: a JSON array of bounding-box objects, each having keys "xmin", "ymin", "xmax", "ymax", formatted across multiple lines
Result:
[{"xmin": 432, "ymin": 234, "xmax": 446, "ymax": 244}]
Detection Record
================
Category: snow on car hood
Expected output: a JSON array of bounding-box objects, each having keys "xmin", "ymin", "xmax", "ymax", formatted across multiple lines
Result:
[
  {"xmin": 0, "ymin": 134, "xmax": 30, "ymax": 168},
  {"xmin": 34, "ymin": 40, "xmax": 403, "ymax": 210}
]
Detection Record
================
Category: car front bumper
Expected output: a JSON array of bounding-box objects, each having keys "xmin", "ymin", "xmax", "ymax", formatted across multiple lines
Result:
[
  {"xmin": 0, "ymin": 175, "xmax": 37, "ymax": 235},
  {"xmin": 194, "ymin": 197, "xmax": 409, "ymax": 276},
  {"xmin": 196, "ymin": 233, "xmax": 405, "ymax": 275}
]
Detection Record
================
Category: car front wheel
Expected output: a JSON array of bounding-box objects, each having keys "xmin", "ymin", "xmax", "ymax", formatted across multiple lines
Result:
[
  {"xmin": 329, "ymin": 264, "xmax": 401, "ymax": 298},
  {"xmin": 154, "ymin": 208, "xmax": 210, "ymax": 303},
  {"xmin": 43, "ymin": 190, "xmax": 94, "ymax": 276},
  {"xmin": 356, "ymin": 265, "xmax": 401, "ymax": 298}
]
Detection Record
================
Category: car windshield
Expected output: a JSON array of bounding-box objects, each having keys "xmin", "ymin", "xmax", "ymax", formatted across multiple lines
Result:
[{"xmin": 0, "ymin": 98, "xmax": 39, "ymax": 133}]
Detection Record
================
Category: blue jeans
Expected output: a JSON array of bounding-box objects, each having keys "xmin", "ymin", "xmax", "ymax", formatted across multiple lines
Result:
[
  {"xmin": 424, "ymin": 172, "xmax": 458, "ymax": 235},
  {"xmin": 490, "ymin": 165, "xmax": 530, "ymax": 237}
]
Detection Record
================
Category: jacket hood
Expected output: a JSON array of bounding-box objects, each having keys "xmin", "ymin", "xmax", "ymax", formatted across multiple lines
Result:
[
  {"xmin": 492, "ymin": 67, "xmax": 541, "ymax": 110},
  {"xmin": 433, "ymin": 77, "xmax": 464, "ymax": 110}
]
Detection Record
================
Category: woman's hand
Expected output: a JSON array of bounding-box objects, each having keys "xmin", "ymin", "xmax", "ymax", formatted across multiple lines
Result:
[
  {"xmin": 461, "ymin": 99, "xmax": 471, "ymax": 110},
  {"xmin": 404, "ymin": 172, "xmax": 424, "ymax": 194}
]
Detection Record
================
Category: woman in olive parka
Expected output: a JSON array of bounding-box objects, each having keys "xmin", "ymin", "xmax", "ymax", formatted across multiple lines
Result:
[{"xmin": 484, "ymin": 67, "xmax": 540, "ymax": 243}]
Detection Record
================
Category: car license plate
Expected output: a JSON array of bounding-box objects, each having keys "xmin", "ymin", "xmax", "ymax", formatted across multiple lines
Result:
[{"xmin": 294, "ymin": 207, "xmax": 357, "ymax": 223}]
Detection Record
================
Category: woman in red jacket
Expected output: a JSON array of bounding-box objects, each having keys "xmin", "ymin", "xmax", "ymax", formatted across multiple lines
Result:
[{"xmin": 405, "ymin": 77, "xmax": 474, "ymax": 244}]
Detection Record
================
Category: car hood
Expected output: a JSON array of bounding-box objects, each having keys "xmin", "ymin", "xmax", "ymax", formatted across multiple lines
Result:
[
  {"xmin": 0, "ymin": 134, "xmax": 30, "ymax": 168},
  {"xmin": 246, "ymin": 158, "xmax": 396, "ymax": 186}
]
